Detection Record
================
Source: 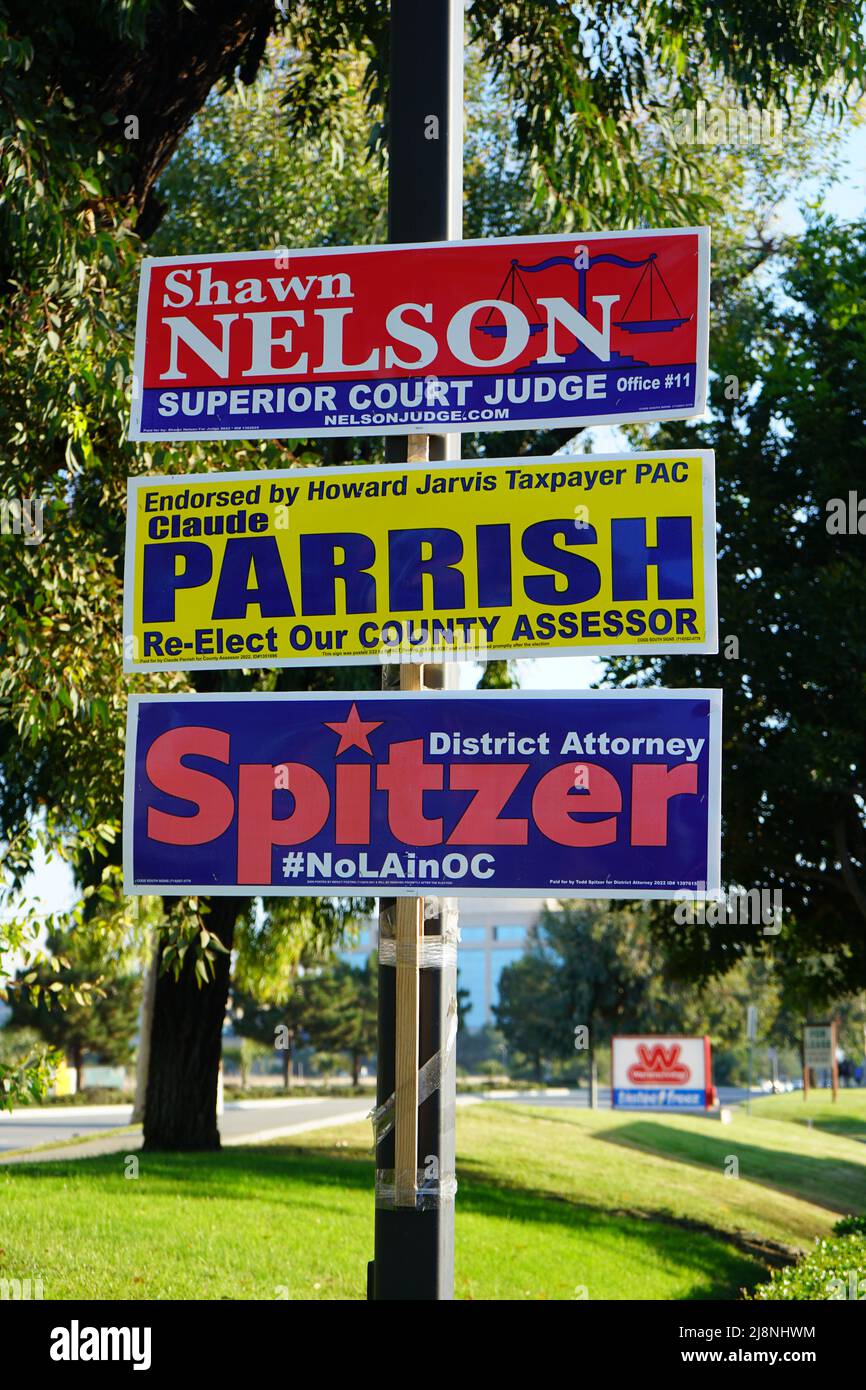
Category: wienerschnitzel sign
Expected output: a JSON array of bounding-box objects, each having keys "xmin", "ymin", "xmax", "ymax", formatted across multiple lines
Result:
[{"xmin": 611, "ymin": 1035, "xmax": 712, "ymax": 1109}]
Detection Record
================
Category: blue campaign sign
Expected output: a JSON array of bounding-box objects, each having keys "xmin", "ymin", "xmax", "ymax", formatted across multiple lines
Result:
[{"xmin": 124, "ymin": 689, "xmax": 721, "ymax": 899}]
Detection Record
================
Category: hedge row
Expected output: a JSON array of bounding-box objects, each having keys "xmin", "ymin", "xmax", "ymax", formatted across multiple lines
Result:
[{"xmin": 750, "ymin": 1218, "xmax": 866, "ymax": 1300}]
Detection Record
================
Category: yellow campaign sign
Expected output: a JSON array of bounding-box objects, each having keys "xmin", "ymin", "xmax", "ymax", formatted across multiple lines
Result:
[{"xmin": 122, "ymin": 451, "xmax": 717, "ymax": 671}]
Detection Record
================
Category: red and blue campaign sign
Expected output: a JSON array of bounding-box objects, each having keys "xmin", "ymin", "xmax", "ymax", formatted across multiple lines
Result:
[
  {"xmin": 611, "ymin": 1035, "xmax": 713, "ymax": 1110},
  {"xmin": 129, "ymin": 229, "xmax": 709, "ymax": 441},
  {"xmin": 123, "ymin": 689, "xmax": 721, "ymax": 898}
]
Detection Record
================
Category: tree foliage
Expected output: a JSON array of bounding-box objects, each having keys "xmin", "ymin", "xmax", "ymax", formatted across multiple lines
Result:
[
  {"xmin": 285, "ymin": 0, "xmax": 866, "ymax": 228},
  {"xmin": 606, "ymin": 216, "xmax": 866, "ymax": 1001},
  {"xmin": 9, "ymin": 926, "xmax": 139, "ymax": 1089},
  {"xmin": 233, "ymin": 952, "xmax": 378, "ymax": 1087},
  {"xmin": 2, "ymin": 0, "xmax": 865, "ymax": 1110},
  {"xmin": 495, "ymin": 902, "xmax": 655, "ymax": 1077},
  {"xmin": 304, "ymin": 955, "xmax": 378, "ymax": 1086},
  {"xmin": 493, "ymin": 904, "xmax": 847, "ymax": 1085}
]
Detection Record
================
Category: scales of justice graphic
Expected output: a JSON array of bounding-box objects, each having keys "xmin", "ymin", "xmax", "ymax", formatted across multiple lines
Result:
[{"xmin": 477, "ymin": 247, "xmax": 693, "ymax": 372}]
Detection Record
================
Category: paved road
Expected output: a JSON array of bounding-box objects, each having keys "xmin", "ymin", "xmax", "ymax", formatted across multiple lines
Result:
[
  {"xmin": 476, "ymin": 1085, "xmax": 754, "ymax": 1107},
  {"xmin": 0, "ymin": 1096, "xmax": 372, "ymax": 1160},
  {"xmin": 0, "ymin": 1084, "xmax": 763, "ymax": 1161}
]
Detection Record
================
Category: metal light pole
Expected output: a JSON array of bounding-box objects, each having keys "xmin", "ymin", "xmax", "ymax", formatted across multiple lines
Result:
[
  {"xmin": 746, "ymin": 1004, "xmax": 757, "ymax": 1113},
  {"xmin": 368, "ymin": 0, "xmax": 464, "ymax": 1301}
]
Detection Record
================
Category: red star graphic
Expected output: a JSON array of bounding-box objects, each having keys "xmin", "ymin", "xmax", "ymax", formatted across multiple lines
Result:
[{"xmin": 324, "ymin": 702, "xmax": 383, "ymax": 756}]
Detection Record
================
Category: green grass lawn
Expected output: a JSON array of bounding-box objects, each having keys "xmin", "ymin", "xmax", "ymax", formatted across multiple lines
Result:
[
  {"xmin": 749, "ymin": 1087, "xmax": 866, "ymax": 1141},
  {"xmin": 1, "ymin": 1100, "xmax": 863, "ymax": 1301}
]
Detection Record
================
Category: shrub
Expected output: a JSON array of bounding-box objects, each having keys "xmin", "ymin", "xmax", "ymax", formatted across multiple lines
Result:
[
  {"xmin": 749, "ymin": 1235, "xmax": 866, "ymax": 1300},
  {"xmin": 833, "ymin": 1214, "xmax": 866, "ymax": 1237}
]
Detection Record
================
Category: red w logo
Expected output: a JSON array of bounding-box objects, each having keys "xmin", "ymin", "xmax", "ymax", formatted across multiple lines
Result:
[{"xmin": 627, "ymin": 1043, "xmax": 691, "ymax": 1085}]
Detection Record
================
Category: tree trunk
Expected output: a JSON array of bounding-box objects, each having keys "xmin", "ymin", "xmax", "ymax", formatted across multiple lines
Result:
[
  {"xmin": 93, "ymin": 1, "xmax": 276, "ymax": 233},
  {"xmin": 72, "ymin": 1044, "xmax": 84, "ymax": 1095},
  {"xmin": 143, "ymin": 897, "xmax": 242, "ymax": 1151}
]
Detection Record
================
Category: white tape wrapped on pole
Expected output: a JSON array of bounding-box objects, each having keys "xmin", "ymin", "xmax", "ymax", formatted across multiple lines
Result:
[{"xmin": 370, "ymin": 991, "xmax": 460, "ymax": 1148}]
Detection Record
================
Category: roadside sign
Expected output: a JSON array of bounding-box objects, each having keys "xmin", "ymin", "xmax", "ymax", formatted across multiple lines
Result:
[
  {"xmin": 611, "ymin": 1035, "xmax": 713, "ymax": 1110},
  {"xmin": 122, "ymin": 451, "xmax": 717, "ymax": 672},
  {"xmin": 123, "ymin": 688, "xmax": 722, "ymax": 899},
  {"xmin": 129, "ymin": 229, "xmax": 710, "ymax": 442},
  {"xmin": 804, "ymin": 1023, "xmax": 834, "ymax": 1070},
  {"xmin": 747, "ymin": 1004, "xmax": 758, "ymax": 1040}
]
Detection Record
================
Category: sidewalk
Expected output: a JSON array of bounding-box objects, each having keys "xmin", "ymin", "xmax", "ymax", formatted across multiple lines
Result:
[
  {"xmin": 0, "ymin": 1126, "xmax": 143, "ymax": 1165},
  {"xmin": 0, "ymin": 1098, "xmax": 370, "ymax": 1165}
]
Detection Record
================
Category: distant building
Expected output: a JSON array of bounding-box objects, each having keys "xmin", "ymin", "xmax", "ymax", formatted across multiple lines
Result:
[
  {"xmin": 339, "ymin": 898, "xmax": 556, "ymax": 1030},
  {"xmin": 453, "ymin": 898, "xmax": 555, "ymax": 1027}
]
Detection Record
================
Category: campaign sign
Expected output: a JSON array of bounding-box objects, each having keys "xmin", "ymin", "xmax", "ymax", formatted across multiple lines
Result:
[
  {"xmin": 128, "ymin": 229, "xmax": 709, "ymax": 441},
  {"xmin": 122, "ymin": 451, "xmax": 717, "ymax": 672},
  {"xmin": 123, "ymin": 689, "xmax": 722, "ymax": 899},
  {"xmin": 611, "ymin": 1035, "xmax": 713, "ymax": 1110}
]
